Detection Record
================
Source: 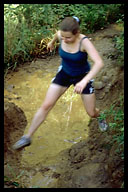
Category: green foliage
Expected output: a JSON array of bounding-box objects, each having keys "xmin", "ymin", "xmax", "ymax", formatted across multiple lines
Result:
[
  {"xmin": 51, "ymin": 4, "xmax": 124, "ymax": 33},
  {"xmin": 100, "ymin": 96, "xmax": 124, "ymax": 159},
  {"xmin": 4, "ymin": 164, "xmax": 26, "ymax": 188},
  {"xmin": 4, "ymin": 4, "xmax": 53, "ymax": 69},
  {"xmin": 4, "ymin": 4, "xmax": 124, "ymax": 70},
  {"xmin": 114, "ymin": 31, "xmax": 124, "ymax": 66},
  {"xmin": 98, "ymin": 111, "xmax": 107, "ymax": 121}
]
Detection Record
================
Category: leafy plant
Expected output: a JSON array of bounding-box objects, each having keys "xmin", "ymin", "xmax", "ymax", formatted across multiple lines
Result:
[
  {"xmin": 100, "ymin": 96, "xmax": 124, "ymax": 160},
  {"xmin": 4, "ymin": 4, "xmax": 124, "ymax": 70},
  {"xmin": 114, "ymin": 31, "xmax": 124, "ymax": 66},
  {"xmin": 4, "ymin": 164, "xmax": 25, "ymax": 188}
]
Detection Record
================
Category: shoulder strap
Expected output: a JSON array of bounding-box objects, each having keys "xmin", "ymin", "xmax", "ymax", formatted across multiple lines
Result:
[{"xmin": 79, "ymin": 36, "xmax": 88, "ymax": 51}]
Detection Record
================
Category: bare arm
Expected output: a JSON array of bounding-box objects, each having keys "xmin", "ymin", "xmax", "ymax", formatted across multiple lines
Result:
[
  {"xmin": 82, "ymin": 38, "xmax": 104, "ymax": 82},
  {"xmin": 47, "ymin": 31, "xmax": 61, "ymax": 52},
  {"xmin": 74, "ymin": 38, "xmax": 104, "ymax": 94}
]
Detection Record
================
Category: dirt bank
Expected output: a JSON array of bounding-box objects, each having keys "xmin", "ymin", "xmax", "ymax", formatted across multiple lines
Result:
[
  {"xmin": 4, "ymin": 102, "xmax": 27, "ymax": 187},
  {"xmin": 4, "ymin": 24, "xmax": 124, "ymax": 188}
]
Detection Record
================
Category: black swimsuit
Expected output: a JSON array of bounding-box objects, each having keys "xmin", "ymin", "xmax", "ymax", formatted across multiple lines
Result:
[{"xmin": 52, "ymin": 37, "xmax": 95, "ymax": 94}]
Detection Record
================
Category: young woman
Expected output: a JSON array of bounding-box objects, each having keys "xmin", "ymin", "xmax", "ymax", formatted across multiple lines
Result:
[{"xmin": 13, "ymin": 16, "xmax": 108, "ymax": 150}]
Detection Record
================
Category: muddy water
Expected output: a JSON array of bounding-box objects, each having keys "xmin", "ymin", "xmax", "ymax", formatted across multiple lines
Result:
[{"xmin": 4, "ymin": 59, "xmax": 90, "ymax": 168}]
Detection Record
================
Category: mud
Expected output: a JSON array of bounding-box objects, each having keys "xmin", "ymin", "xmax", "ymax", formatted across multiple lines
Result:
[
  {"xmin": 4, "ymin": 102, "xmax": 27, "ymax": 182},
  {"xmin": 4, "ymin": 24, "xmax": 124, "ymax": 188}
]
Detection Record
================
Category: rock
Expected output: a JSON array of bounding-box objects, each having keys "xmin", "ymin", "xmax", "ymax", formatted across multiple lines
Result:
[
  {"xmin": 93, "ymin": 81, "xmax": 105, "ymax": 90},
  {"xmin": 104, "ymin": 164, "xmax": 108, "ymax": 171},
  {"xmin": 105, "ymin": 83, "xmax": 112, "ymax": 93},
  {"xmin": 99, "ymin": 92, "xmax": 105, "ymax": 99},
  {"xmin": 105, "ymin": 87, "xmax": 110, "ymax": 93},
  {"xmin": 69, "ymin": 148, "xmax": 78, "ymax": 158},
  {"xmin": 6, "ymin": 84, "xmax": 15, "ymax": 92},
  {"xmin": 102, "ymin": 76, "xmax": 109, "ymax": 83},
  {"xmin": 31, "ymin": 60, "xmax": 35, "ymax": 65}
]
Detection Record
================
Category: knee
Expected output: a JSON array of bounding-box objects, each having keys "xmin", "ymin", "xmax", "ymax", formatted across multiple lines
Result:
[
  {"xmin": 87, "ymin": 111, "xmax": 96, "ymax": 118},
  {"xmin": 87, "ymin": 108, "xmax": 99, "ymax": 118},
  {"xmin": 41, "ymin": 102, "xmax": 54, "ymax": 112}
]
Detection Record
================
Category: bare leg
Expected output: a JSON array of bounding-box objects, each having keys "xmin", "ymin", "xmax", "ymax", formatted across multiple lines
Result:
[
  {"xmin": 81, "ymin": 93, "xmax": 99, "ymax": 118},
  {"xmin": 81, "ymin": 93, "xmax": 108, "ymax": 131},
  {"xmin": 25, "ymin": 83, "xmax": 68, "ymax": 138}
]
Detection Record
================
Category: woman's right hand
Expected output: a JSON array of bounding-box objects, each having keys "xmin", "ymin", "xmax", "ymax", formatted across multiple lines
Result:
[{"xmin": 47, "ymin": 42, "xmax": 54, "ymax": 52}]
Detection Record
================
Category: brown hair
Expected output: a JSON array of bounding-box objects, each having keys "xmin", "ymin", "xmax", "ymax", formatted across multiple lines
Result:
[{"xmin": 59, "ymin": 17, "xmax": 80, "ymax": 35}]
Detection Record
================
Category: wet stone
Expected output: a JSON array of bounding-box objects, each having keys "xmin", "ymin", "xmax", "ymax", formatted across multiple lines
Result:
[
  {"xmin": 102, "ymin": 76, "xmax": 109, "ymax": 83},
  {"xmin": 6, "ymin": 84, "xmax": 15, "ymax": 92},
  {"xmin": 93, "ymin": 81, "xmax": 105, "ymax": 90}
]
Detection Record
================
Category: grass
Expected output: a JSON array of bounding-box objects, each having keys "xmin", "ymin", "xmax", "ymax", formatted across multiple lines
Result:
[
  {"xmin": 97, "ymin": 95, "xmax": 124, "ymax": 188},
  {"xmin": 99, "ymin": 95, "xmax": 124, "ymax": 160},
  {"xmin": 4, "ymin": 164, "xmax": 26, "ymax": 188},
  {"xmin": 97, "ymin": 94, "xmax": 124, "ymax": 163},
  {"xmin": 4, "ymin": 4, "xmax": 124, "ymax": 71},
  {"xmin": 4, "ymin": 164, "xmax": 42, "ymax": 188}
]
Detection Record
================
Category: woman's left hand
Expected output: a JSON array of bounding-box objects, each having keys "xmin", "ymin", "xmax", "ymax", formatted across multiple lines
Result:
[{"xmin": 74, "ymin": 79, "xmax": 88, "ymax": 94}]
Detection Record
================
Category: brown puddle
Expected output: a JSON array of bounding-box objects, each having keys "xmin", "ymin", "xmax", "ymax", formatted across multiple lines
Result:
[{"xmin": 4, "ymin": 60, "xmax": 90, "ymax": 168}]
